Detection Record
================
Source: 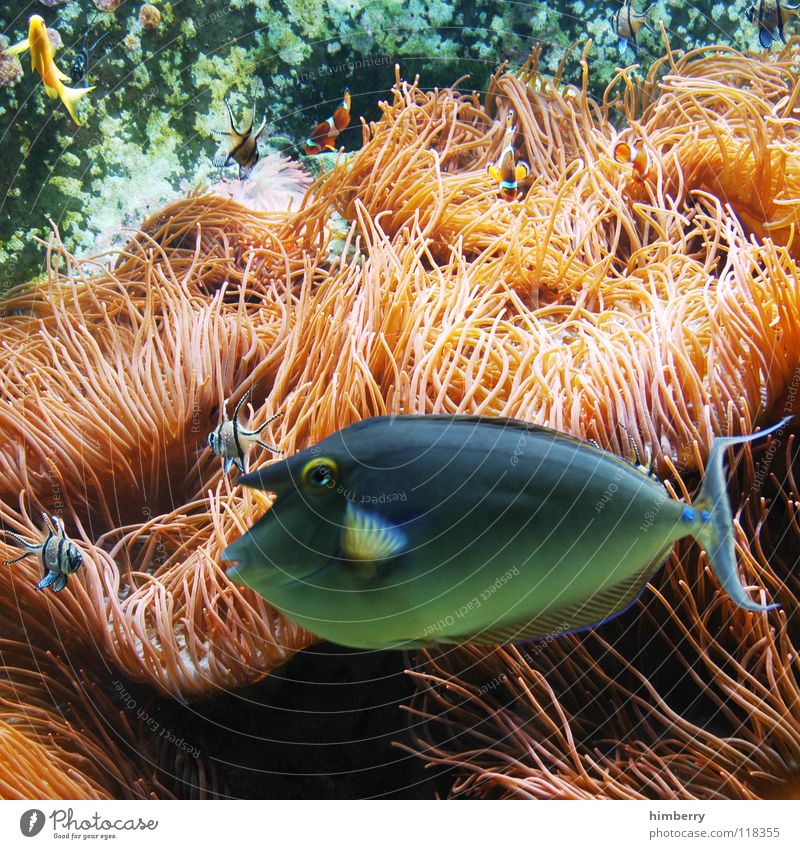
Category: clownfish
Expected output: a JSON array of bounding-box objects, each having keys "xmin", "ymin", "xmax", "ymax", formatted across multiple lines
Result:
[
  {"xmin": 304, "ymin": 88, "xmax": 351, "ymax": 155},
  {"xmin": 5, "ymin": 15, "xmax": 94, "ymax": 125},
  {"xmin": 207, "ymin": 389, "xmax": 282, "ymax": 475},
  {"xmin": 612, "ymin": 1, "xmax": 653, "ymax": 55},
  {"xmin": 212, "ymin": 101, "xmax": 267, "ymax": 180},
  {"xmin": 3, "ymin": 512, "xmax": 83, "ymax": 593},
  {"xmin": 486, "ymin": 112, "xmax": 530, "ymax": 201},
  {"xmin": 612, "ymin": 137, "xmax": 653, "ymax": 183}
]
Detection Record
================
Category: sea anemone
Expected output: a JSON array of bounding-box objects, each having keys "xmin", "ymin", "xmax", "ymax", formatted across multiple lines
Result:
[
  {"xmin": 0, "ymin": 628, "xmax": 217, "ymax": 798},
  {"xmin": 2, "ymin": 37, "xmax": 800, "ymax": 799}
]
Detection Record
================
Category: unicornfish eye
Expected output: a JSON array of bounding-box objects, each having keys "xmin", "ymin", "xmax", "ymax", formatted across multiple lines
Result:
[{"xmin": 301, "ymin": 457, "xmax": 338, "ymax": 492}]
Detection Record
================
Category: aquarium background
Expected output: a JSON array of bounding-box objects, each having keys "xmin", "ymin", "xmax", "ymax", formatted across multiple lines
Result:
[
  {"xmin": 1, "ymin": 0, "xmax": 757, "ymax": 290},
  {"xmin": 1, "ymin": 0, "xmax": 798, "ymax": 803}
]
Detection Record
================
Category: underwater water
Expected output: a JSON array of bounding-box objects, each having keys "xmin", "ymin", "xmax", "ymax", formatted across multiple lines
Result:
[{"xmin": 0, "ymin": 0, "xmax": 799, "ymax": 807}]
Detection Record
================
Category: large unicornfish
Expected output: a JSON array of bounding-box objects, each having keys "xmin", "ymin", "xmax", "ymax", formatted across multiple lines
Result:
[{"xmin": 223, "ymin": 415, "xmax": 789, "ymax": 649}]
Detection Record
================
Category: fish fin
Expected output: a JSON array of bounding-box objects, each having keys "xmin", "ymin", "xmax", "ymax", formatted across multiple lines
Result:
[
  {"xmin": 255, "ymin": 412, "xmax": 283, "ymax": 436},
  {"xmin": 223, "ymin": 458, "xmax": 235, "ymax": 475},
  {"xmin": 341, "ymin": 503, "xmax": 407, "ymax": 563},
  {"xmin": 224, "ymin": 100, "xmax": 240, "ymax": 136},
  {"xmin": 4, "ymin": 37, "xmax": 29, "ymax": 57},
  {"xmin": 366, "ymin": 414, "xmax": 627, "ymax": 467},
  {"xmin": 37, "ymin": 571, "xmax": 59, "ymax": 590},
  {"xmin": 212, "ymin": 152, "xmax": 230, "ymax": 168},
  {"xmin": 52, "ymin": 573, "xmax": 68, "ymax": 592},
  {"xmin": 515, "ymin": 161, "xmax": 530, "ymax": 181},
  {"xmin": 693, "ymin": 416, "xmax": 791, "ymax": 612},
  {"xmin": 59, "ymin": 83, "xmax": 94, "ymax": 125},
  {"xmin": 619, "ymin": 38, "xmax": 629, "ymax": 55},
  {"xmin": 447, "ymin": 548, "xmax": 670, "ymax": 646},
  {"xmin": 759, "ymin": 28, "xmax": 773, "ymax": 49},
  {"xmin": 253, "ymin": 116, "xmax": 268, "ymax": 139},
  {"xmin": 3, "ymin": 550, "xmax": 34, "ymax": 566},
  {"xmin": 55, "ymin": 65, "xmax": 71, "ymax": 83},
  {"xmin": 487, "ymin": 164, "xmax": 501, "ymax": 182},
  {"xmin": 254, "ymin": 438, "xmax": 282, "ymax": 455}
]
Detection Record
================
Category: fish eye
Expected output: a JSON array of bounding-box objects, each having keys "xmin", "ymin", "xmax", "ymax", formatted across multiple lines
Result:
[
  {"xmin": 68, "ymin": 548, "xmax": 83, "ymax": 572},
  {"xmin": 207, "ymin": 432, "xmax": 216, "ymax": 449},
  {"xmin": 301, "ymin": 457, "xmax": 338, "ymax": 492}
]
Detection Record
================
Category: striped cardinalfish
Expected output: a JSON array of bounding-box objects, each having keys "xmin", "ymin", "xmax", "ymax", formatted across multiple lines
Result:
[
  {"xmin": 207, "ymin": 390, "xmax": 281, "ymax": 475},
  {"xmin": 3, "ymin": 512, "xmax": 83, "ymax": 593}
]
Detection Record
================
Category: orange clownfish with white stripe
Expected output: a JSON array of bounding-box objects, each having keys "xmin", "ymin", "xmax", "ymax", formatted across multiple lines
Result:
[
  {"xmin": 6, "ymin": 15, "xmax": 94, "ymax": 125},
  {"xmin": 304, "ymin": 88, "xmax": 351, "ymax": 154},
  {"xmin": 612, "ymin": 137, "xmax": 653, "ymax": 183},
  {"xmin": 487, "ymin": 112, "xmax": 530, "ymax": 201}
]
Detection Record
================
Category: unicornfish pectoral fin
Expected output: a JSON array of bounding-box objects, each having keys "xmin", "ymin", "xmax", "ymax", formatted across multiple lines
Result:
[
  {"xmin": 341, "ymin": 502, "xmax": 407, "ymax": 563},
  {"xmin": 694, "ymin": 416, "xmax": 793, "ymax": 612}
]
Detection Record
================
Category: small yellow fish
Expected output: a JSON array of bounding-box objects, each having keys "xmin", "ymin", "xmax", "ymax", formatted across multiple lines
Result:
[
  {"xmin": 6, "ymin": 15, "xmax": 94, "ymax": 125},
  {"xmin": 486, "ymin": 112, "xmax": 529, "ymax": 201},
  {"xmin": 212, "ymin": 101, "xmax": 267, "ymax": 180}
]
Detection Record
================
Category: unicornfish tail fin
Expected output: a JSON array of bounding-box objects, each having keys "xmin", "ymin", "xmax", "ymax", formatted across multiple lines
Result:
[{"xmin": 694, "ymin": 416, "xmax": 792, "ymax": 612}]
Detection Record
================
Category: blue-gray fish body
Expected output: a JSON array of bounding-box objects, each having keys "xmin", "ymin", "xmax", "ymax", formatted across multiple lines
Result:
[{"xmin": 223, "ymin": 415, "xmax": 785, "ymax": 649}]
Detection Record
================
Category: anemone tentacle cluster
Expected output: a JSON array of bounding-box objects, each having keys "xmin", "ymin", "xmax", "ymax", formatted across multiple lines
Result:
[{"xmin": 1, "ymin": 41, "xmax": 799, "ymax": 797}]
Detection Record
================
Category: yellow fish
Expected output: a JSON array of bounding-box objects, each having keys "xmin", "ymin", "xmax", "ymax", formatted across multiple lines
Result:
[{"xmin": 6, "ymin": 15, "xmax": 94, "ymax": 125}]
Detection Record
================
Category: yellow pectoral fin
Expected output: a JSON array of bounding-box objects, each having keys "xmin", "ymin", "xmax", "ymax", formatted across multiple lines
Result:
[
  {"xmin": 341, "ymin": 503, "xmax": 407, "ymax": 563},
  {"xmin": 4, "ymin": 37, "xmax": 29, "ymax": 57},
  {"xmin": 487, "ymin": 164, "xmax": 501, "ymax": 183},
  {"xmin": 515, "ymin": 161, "xmax": 530, "ymax": 181}
]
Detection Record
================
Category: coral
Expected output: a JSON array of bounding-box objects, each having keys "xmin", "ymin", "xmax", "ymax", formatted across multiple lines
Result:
[
  {"xmin": 94, "ymin": 0, "xmax": 121, "ymax": 11},
  {"xmin": 139, "ymin": 4, "xmax": 162, "ymax": 30},
  {"xmin": 0, "ymin": 36, "xmax": 23, "ymax": 88}
]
